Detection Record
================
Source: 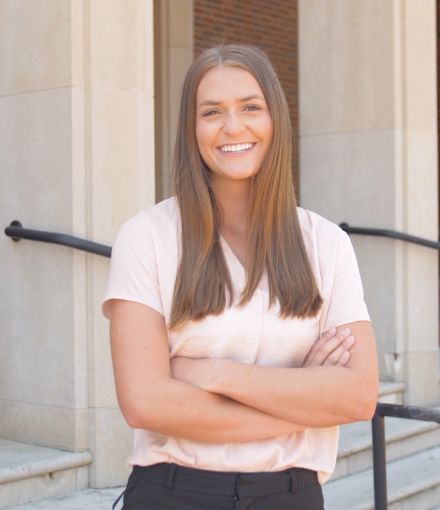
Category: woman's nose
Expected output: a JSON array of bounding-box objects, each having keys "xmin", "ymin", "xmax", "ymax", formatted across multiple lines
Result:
[{"xmin": 223, "ymin": 112, "xmax": 245, "ymax": 136}]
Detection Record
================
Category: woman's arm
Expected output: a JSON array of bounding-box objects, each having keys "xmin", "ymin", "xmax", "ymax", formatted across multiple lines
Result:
[
  {"xmin": 172, "ymin": 321, "xmax": 379, "ymax": 428},
  {"xmin": 110, "ymin": 299, "xmax": 307, "ymax": 443}
]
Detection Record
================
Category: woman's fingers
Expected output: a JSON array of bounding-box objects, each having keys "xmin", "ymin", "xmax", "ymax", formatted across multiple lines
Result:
[
  {"xmin": 302, "ymin": 327, "xmax": 337, "ymax": 367},
  {"xmin": 323, "ymin": 335, "xmax": 356, "ymax": 366},
  {"xmin": 303, "ymin": 328, "xmax": 354, "ymax": 367},
  {"xmin": 335, "ymin": 350, "xmax": 351, "ymax": 367}
]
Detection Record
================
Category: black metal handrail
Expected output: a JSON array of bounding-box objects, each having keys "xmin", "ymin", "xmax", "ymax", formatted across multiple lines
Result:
[
  {"xmin": 5, "ymin": 220, "xmax": 440, "ymax": 509},
  {"xmin": 6, "ymin": 221, "xmax": 440, "ymax": 256},
  {"xmin": 4, "ymin": 221, "xmax": 111, "ymax": 258},
  {"xmin": 340, "ymin": 223, "xmax": 440, "ymax": 250},
  {"xmin": 372, "ymin": 404, "xmax": 440, "ymax": 510},
  {"xmin": 340, "ymin": 223, "xmax": 440, "ymax": 508}
]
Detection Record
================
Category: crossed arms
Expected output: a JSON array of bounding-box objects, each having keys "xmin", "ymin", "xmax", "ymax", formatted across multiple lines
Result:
[{"xmin": 109, "ymin": 300, "xmax": 379, "ymax": 443}]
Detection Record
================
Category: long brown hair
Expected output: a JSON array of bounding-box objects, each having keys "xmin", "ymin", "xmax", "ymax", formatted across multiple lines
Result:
[{"xmin": 170, "ymin": 44, "xmax": 322, "ymax": 329}]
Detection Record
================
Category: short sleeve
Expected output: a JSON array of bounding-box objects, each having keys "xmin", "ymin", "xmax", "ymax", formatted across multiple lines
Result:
[
  {"xmin": 322, "ymin": 233, "xmax": 370, "ymax": 331},
  {"xmin": 102, "ymin": 212, "xmax": 164, "ymax": 319}
]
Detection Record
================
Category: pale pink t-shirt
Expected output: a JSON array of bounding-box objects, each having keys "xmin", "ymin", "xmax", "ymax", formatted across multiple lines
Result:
[{"xmin": 102, "ymin": 197, "xmax": 370, "ymax": 484}]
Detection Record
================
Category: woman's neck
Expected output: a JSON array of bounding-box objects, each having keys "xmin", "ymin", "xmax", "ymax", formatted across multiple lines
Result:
[{"xmin": 211, "ymin": 176, "xmax": 251, "ymax": 237}]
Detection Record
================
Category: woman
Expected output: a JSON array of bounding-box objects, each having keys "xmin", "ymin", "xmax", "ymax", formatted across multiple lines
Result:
[{"xmin": 103, "ymin": 44, "xmax": 379, "ymax": 510}]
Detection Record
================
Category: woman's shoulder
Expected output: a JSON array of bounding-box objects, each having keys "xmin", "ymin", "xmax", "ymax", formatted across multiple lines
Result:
[
  {"xmin": 117, "ymin": 197, "xmax": 180, "ymax": 236},
  {"xmin": 139, "ymin": 196, "xmax": 179, "ymax": 223},
  {"xmin": 296, "ymin": 207, "xmax": 348, "ymax": 249},
  {"xmin": 297, "ymin": 206, "xmax": 345, "ymax": 235}
]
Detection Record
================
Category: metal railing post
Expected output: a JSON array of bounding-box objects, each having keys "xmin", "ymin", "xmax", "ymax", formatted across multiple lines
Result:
[{"xmin": 372, "ymin": 413, "xmax": 388, "ymax": 510}]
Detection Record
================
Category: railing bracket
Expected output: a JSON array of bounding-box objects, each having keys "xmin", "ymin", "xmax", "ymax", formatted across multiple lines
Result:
[{"xmin": 8, "ymin": 220, "xmax": 23, "ymax": 241}]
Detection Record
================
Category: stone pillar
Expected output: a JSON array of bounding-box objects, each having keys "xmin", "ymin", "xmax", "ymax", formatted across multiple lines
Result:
[
  {"xmin": 299, "ymin": 0, "xmax": 439, "ymax": 406},
  {"xmin": 0, "ymin": 0, "xmax": 155, "ymax": 488},
  {"xmin": 154, "ymin": 0, "xmax": 194, "ymax": 201}
]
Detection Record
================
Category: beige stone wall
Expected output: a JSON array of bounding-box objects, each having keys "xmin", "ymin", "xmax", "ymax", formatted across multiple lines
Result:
[
  {"xmin": 0, "ymin": 0, "xmax": 156, "ymax": 487},
  {"xmin": 299, "ymin": 0, "xmax": 439, "ymax": 405},
  {"xmin": 0, "ymin": 0, "xmax": 87, "ymax": 450}
]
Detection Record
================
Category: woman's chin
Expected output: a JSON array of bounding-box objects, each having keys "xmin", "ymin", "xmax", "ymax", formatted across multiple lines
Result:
[{"xmin": 210, "ymin": 167, "xmax": 259, "ymax": 183}]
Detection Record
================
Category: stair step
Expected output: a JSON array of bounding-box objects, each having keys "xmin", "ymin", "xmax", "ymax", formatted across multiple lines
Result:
[
  {"xmin": 0, "ymin": 439, "xmax": 92, "ymax": 510},
  {"xmin": 378, "ymin": 381, "xmax": 406, "ymax": 404},
  {"xmin": 323, "ymin": 445, "xmax": 440, "ymax": 510},
  {"xmin": 334, "ymin": 410, "xmax": 440, "ymax": 479},
  {"xmin": 6, "ymin": 487, "xmax": 124, "ymax": 510}
]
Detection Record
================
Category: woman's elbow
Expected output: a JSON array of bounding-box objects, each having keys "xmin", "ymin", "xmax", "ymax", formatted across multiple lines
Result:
[
  {"xmin": 355, "ymin": 398, "xmax": 377, "ymax": 421},
  {"xmin": 119, "ymin": 399, "xmax": 163, "ymax": 430},
  {"xmin": 352, "ymin": 386, "xmax": 378, "ymax": 422}
]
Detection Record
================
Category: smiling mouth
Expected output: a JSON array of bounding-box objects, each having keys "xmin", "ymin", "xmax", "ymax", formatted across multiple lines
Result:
[{"xmin": 218, "ymin": 142, "xmax": 256, "ymax": 154}]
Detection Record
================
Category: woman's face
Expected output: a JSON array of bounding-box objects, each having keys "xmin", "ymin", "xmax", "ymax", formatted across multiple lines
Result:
[{"xmin": 195, "ymin": 66, "xmax": 273, "ymax": 185}]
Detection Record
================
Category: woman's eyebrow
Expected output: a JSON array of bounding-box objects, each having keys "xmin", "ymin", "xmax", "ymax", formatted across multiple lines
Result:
[
  {"xmin": 197, "ymin": 94, "xmax": 265, "ymax": 108},
  {"xmin": 239, "ymin": 94, "xmax": 265, "ymax": 102},
  {"xmin": 198, "ymin": 99, "xmax": 222, "ymax": 108}
]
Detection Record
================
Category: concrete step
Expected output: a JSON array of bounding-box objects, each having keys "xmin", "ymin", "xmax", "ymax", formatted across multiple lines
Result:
[
  {"xmin": 378, "ymin": 381, "xmax": 406, "ymax": 404},
  {"xmin": 0, "ymin": 439, "xmax": 92, "ymax": 510},
  {"xmin": 323, "ymin": 445, "xmax": 440, "ymax": 510},
  {"xmin": 6, "ymin": 487, "xmax": 124, "ymax": 510},
  {"xmin": 334, "ymin": 409, "xmax": 440, "ymax": 480}
]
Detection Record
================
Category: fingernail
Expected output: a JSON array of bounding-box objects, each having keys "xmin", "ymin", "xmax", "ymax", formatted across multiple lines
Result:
[
  {"xmin": 328, "ymin": 327, "xmax": 336, "ymax": 335},
  {"xmin": 342, "ymin": 328, "xmax": 350, "ymax": 336},
  {"xmin": 342, "ymin": 351, "xmax": 350, "ymax": 358},
  {"xmin": 346, "ymin": 336, "xmax": 355, "ymax": 345}
]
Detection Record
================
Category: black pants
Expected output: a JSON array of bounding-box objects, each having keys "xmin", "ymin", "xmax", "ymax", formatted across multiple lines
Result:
[{"xmin": 114, "ymin": 463, "xmax": 325, "ymax": 510}]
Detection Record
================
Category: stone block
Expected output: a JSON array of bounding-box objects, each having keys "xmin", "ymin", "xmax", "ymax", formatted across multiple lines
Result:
[
  {"xmin": 88, "ymin": 0, "xmax": 154, "ymax": 95},
  {"xmin": 298, "ymin": 0, "xmax": 395, "ymax": 135},
  {"xmin": 0, "ymin": 0, "xmax": 71, "ymax": 96},
  {"xmin": 299, "ymin": 130, "xmax": 396, "ymax": 227},
  {"xmin": 402, "ymin": 351, "xmax": 440, "ymax": 406},
  {"xmin": 0, "ymin": 467, "xmax": 77, "ymax": 510},
  {"xmin": 0, "ymin": 401, "xmax": 88, "ymax": 451},
  {"xmin": 88, "ymin": 407, "xmax": 132, "ymax": 488},
  {"xmin": 403, "ymin": 0, "xmax": 437, "ymax": 131},
  {"xmin": 89, "ymin": 87, "xmax": 155, "ymax": 245}
]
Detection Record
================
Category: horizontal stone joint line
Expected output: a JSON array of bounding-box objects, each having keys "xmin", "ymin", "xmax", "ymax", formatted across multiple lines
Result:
[
  {"xmin": 0, "ymin": 398, "xmax": 120, "ymax": 412},
  {"xmin": 0, "ymin": 85, "xmax": 153, "ymax": 99}
]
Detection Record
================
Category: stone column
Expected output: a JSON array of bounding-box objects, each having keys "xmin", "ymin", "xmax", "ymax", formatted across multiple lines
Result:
[
  {"xmin": 154, "ymin": 0, "xmax": 194, "ymax": 201},
  {"xmin": 0, "ymin": 0, "xmax": 155, "ymax": 488},
  {"xmin": 299, "ymin": 0, "xmax": 439, "ymax": 406}
]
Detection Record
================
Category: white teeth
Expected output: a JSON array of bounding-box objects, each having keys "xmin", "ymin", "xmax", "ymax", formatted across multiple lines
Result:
[{"xmin": 221, "ymin": 143, "xmax": 254, "ymax": 153}]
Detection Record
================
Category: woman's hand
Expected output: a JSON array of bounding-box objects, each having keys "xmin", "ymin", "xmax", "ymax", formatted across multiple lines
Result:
[
  {"xmin": 171, "ymin": 327, "xmax": 356, "ymax": 390},
  {"xmin": 302, "ymin": 327, "xmax": 355, "ymax": 368},
  {"xmin": 185, "ymin": 321, "xmax": 378, "ymax": 427}
]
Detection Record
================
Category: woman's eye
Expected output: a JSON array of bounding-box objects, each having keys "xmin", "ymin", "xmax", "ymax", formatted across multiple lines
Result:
[
  {"xmin": 244, "ymin": 104, "xmax": 261, "ymax": 111},
  {"xmin": 203, "ymin": 109, "xmax": 219, "ymax": 117}
]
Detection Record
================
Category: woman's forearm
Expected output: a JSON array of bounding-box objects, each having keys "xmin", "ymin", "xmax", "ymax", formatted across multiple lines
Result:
[
  {"xmin": 125, "ymin": 375, "xmax": 306, "ymax": 442},
  {"xmin": 172, "ymin": 322, "xmax": 379, "ymax": 428},
  {"xmin": 208, "ymin": 360, "xmax": 376, "ymax": 427}
]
